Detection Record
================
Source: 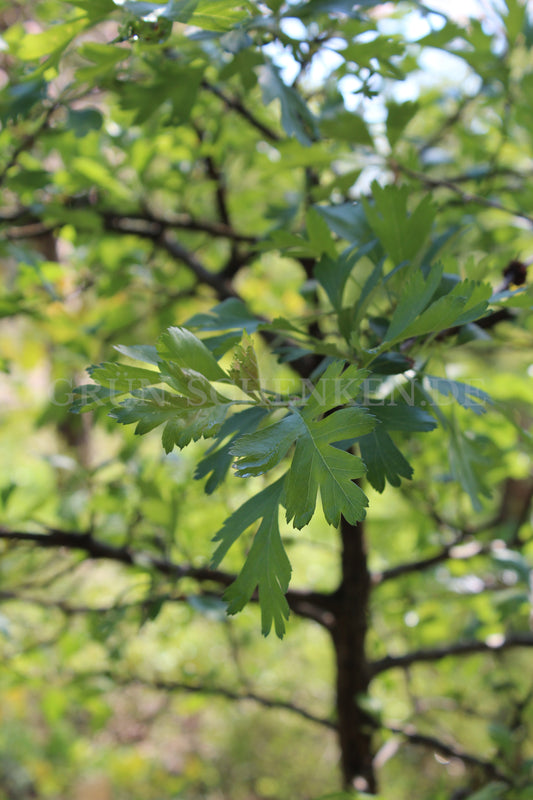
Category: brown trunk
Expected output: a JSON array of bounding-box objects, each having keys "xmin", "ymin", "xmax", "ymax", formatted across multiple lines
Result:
[{"xmin": 331, "ymin": 517, "xmax": 376, "ymax": 793}]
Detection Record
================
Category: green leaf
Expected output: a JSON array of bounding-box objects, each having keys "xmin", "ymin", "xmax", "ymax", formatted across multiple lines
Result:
[
  {"xmin": 314, "ymin": 203, "xmax": 375, "ymax": 244},
  {"xmin": 188, "ymin": 0, "xmax": 252, "ymax": 31},
  {"xmin": 228, "ymin": 333, "xmax": 261, "ymax": 395},
  {"xmin": 67, "ymin": 108, "xmax": 103, "ymax": 138},
  {"xmin": 160, "ymin": 402, "xmax": 230, "ymax": 452},
  {"xmin": 320, "ymin": 111, "xmax": 373, "ymax": 146},
  {"xmin": 186, "ymin": 298, "xmax": 260, "ymax": 332},
  {"xmin": 258, "ymin": 62, "xmax": 318, "ymax": 145},
  {"xmin": 124, "ymin": 0, "xmax": 252, "ymax": 31},
  {"xmin": 305, "ymin": 207, "xmax": 338, "ymax": 258},
  {"xmin": 224, "ymin": 491, "xmax": 291, "ymax": 638},
  {"xmin": 17, "ymin": 18, "xmax": 89, "ymax": 60},
  {"xmin": 305, "ymin": 361, "xmax": 369, "ymax": 416},
  {"xmin": 315, "ymin": 247, "xmax": 359, "ymax": 312},
  {"xmin": 87, "ymin": 361, "xmax": 160, "ymax": 391},
  {"xmin": 0, "ymin": 79, "xmax": 47, "ymax": 123},
  {"xmin": 424, "ymin": 376, "xmax": 491, "ymax": 416},
  {"xmin": 231, "ymin": 413, "xmax": 302, "ymax": 477},
  {"xmin": 392, "ymin": 279, "xmax": 492, "ymax": 343},
  {"xmin": 448, "ymin": 427, "xmax": 492, "ymax": 511},
  {"xmin": 211, "ymin": 478, "xmax": 290, "ymax": 636},
  {"xmin": 370, "ymin": 404, "xmax": 437, "ymax": 432},
  {"xmin": 464, "ymin": 782, "xmax": 508, "ymax": 800},
  {"xmin": 503, "ymin": 0, "xmax": 527, "ymax": 42},
  {"xmin": 159, "ymin": 361, "xmax": 228, "ymax": 403},
  {"xmin": 284, "ymin": 405, "xmax": 374, "ymax": 528},
  {"xmin": 359, "ymin": 427, "xmax": 413, "ymax": 492},
  {"xmin": 109, "ymin": 390, "xmax": 231, "ymax": 451},
  {"xmin": 114, "ymin": 344, "xmax": 160, "ymax": 365},
  {"xmin": 70, "ymin": 384, "xmax": 116, "ymax": 413},
  {"xmin": 363, "ymin": 183, "xmax": 436, "ymax": 265},
  {"xmin": 384, "ymin": 263, "xmax": 444, "ymax": 343},
  {"xmin": 157, "ymin": 327, "xmax": 228, "ymax": 381},
  {"xmin": 116, "ymin": 63, "xmax": 205, "ymax": 124},
  {"xmin": 195, "ymin": 406, "xmax": 269, "ymax": 493},
  {"xmin": 69, "ymin": 0, "xmax": 116, "ymax": 17},
  {"xmin": 386, "ymin": 100, "xmax": 419, "ymax": 148}
]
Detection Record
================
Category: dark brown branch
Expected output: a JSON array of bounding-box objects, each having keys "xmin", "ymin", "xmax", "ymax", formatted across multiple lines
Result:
[
  {"xmin": 371, "ymin": 633, "xmax": 533, "ymax": 676},
  {"xmin": 202, "ymin": 80, "xmax": 280, "ymax": 142},
  {"xmin": 383, "ymin": 724, "xmax": 509, "ymax": 782},
  {"xmin": 0, "ymin": 526, "xmax": 236, "ymax": 585},
  {"xmin": 373, "ymin": 542, "xmax": 461, "ymax": 584},
  {"xmin": 157, "ymin": 230, "xmax": 239, "ymax": 300},
  {"xmin": 102, "ymin": 209, "xmax": 258, "ymax": 244},
  {"xmin": 0, "ymin": 526, "xmax": 335, "ymax": 627},
  {"xmin": 0, "ymin": 206, "xmax": 258, "ymax": 245},
  {"xmin": 75, "ymin": 670, "xmax": 335, "ymax": 729}
]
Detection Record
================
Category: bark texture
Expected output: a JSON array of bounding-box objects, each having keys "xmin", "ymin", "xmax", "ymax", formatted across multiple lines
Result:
[{"xmin": 330, "ymin": 517, "xmax": 376, "ymax": 793}]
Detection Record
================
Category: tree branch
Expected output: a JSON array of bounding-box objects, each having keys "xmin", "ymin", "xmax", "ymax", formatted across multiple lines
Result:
[
  {"xmin": 391, "ymin": 160, "xmax": 533, "ymax": 225},
  {"xmin": 0, "ymin": 526, "xmax": 335, "ymax": 627},
  {"xmin": 0, "ymin": 526, "xmax": 236, "ymax": 586},
  {"xmin": 102, "ymin": 208, "xmax": 258, "ymax": 244},
  {"xmin": 74, "ymin": 670, "xmax": 335, "ymax": 729},
  {"xmin": 201, "ymin": 80, "xmax": 280, "ymax": 142},
  {"xmin": 382, "ymin": 724, "xmax": 509, "ymax": 782},
  {"xmin": 371, "ymin": 633, "xmax": 533, "ymax": 676}
]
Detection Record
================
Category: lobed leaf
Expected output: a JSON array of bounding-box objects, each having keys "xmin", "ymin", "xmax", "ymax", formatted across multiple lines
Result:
[{"xmin": 284, "ymin": 406, "xmax": 373, "ymax": 528}]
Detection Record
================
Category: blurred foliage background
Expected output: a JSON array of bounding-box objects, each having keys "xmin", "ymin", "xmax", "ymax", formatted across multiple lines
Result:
[{"xmin": 0, "ymin": 0, "xmax": 533, "ymax": 798}]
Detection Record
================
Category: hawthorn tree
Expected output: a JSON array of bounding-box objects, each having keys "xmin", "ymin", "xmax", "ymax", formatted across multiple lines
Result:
[{"xmin": 1, "ymin": 1, "xmax": 533, "ymax": 798}]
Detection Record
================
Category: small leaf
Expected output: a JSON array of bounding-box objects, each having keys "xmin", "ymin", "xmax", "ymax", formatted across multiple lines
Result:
[
  {"xmin": 314, "ymin": 246, "xmax": 360, "ymax": 312},
  {"xmin": 448, "ymin": 427, "xmax": 492, "ymax": 511},
  {"xmin": 212, "ymin": 478, "xmax": 284, "ymax": 566},
  {"xmin": 186, "ymin": 298, "xmax": 260, "ymax": 332},
  {"xmin": 424, "ymin": 376, "xmax": 491, "ymax": 416},
  {"xmin": 109, "ymin": 391, "xmax": 231, "ymax": 451},
  {"xmin": 231, "ymin": 413, "xmax": 302, "ymax": 477},
  {"xmin": 17, "ymin": 18, "xmax": 89, "ymax": 60},
  {"xmin": 158, "ymin": 327, "xmax": 228, "ymax": 381},
  {"xmin": 88, "ymin": 362, "xmax": 159, "ymax": 391},
  {"xmin": 359, "ymin": 428, "xmax": 413, "ymax": 492},
  {"xmin": 320, "ymin": 110, "xmax": 373, "ymax": 146},
  {"xmin": 384, "ymin": 263, "xmax": 443, "ymax": 343},
  {"xmin": 305, "ymin": 207, "xmax": 338, "ymax": 258},
  {"xmin": 393, "ymin": 279, "xmax": 492, "ymax": 343},
  {"xmin": 363, "ymin": 183, "xmax": 435, "ymax": 265},
  {"xmin": 229, "ymin": 333, "xmax": 261, "ymax": 395},
  {"xmin": 67, "ymin": 108, "xmax": 103, "ymax": 138},
  {"xmin": 258, "ymin": 62, "xmax": 318, "ymax": 146},
  {"xmin": 114, "ymin": 344, "xmax": 160, "ymax": 365},
  {"xmin": 314, "ymin": 202, "xmax": 375, "ymax": 244},
  {"xmin": 386, "ymin": 100, "xmax": 419, "ymax": 148},
  {"xmin": 195, "ymin": 406, "xmax": 269, "ymax": 493},
  {"xmin": 223, "ymin": 492, "xmax": 291, "ymax": 637},
  {"xmin": 370, "ymin": 404, "xmax": 437, "ymax": 432}
]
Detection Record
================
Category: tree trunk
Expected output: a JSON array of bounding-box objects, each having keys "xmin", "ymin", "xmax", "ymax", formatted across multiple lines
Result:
[{"xmin": 331, "ymin": 517, "xmax": 376, "ymax": 793}]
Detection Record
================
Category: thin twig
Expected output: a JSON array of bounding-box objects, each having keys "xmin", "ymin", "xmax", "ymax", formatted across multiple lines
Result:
[
  {"xmin": 382, "ymin": 724, "xmax": 509, "ymax": 782},
  {"xmin": 371, "ymin": 632, "xmax": 533, "ymax": 676},
  {"xmin": 202, "ymin": 80, "xmax": 280, "ymax": 142},
  {"xmin": 391, "ymin": 160, "xmax": 533, "ymax": 226},
  {"xmin": 0, "ymin": 526, "xmax": 335, "ymax": 627},
  {"xmin": 75, "ymin": 670, "xmax": 336, "ymax": 729}
]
